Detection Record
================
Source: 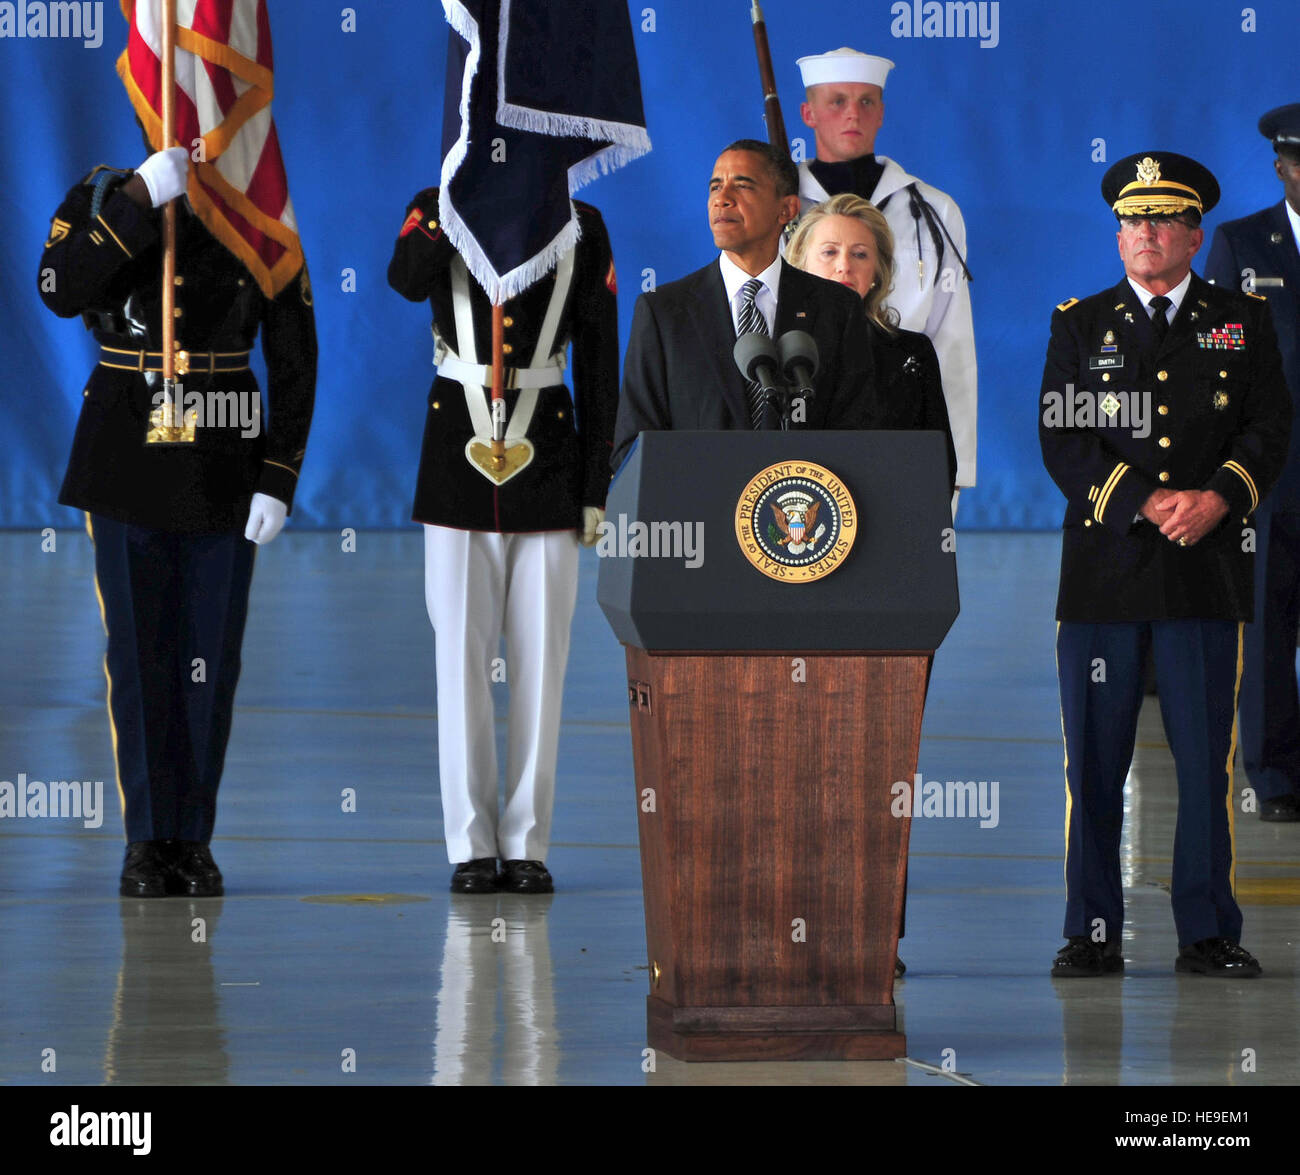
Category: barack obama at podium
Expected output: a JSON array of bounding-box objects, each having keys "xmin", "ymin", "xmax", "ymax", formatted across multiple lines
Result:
[{"xmin": 612, "ymin": 139, "xmax": 882, "ymax": 471}]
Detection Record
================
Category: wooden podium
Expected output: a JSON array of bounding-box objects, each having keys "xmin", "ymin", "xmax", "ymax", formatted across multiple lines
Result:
[{"xmin": 598, "ymin": 432, "xmax": 958, "ymax": 1061}]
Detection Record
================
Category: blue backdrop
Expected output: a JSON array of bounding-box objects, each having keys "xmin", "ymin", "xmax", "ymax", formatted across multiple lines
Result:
[{"xmin": 1, "ymin": 0, "xmax": 1295, "ymax": 530}]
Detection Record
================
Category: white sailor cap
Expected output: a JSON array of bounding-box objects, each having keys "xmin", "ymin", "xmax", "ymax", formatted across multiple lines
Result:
[{"xmin": 796, "ymin": 48, "xmax": 895, "ymax": 90}]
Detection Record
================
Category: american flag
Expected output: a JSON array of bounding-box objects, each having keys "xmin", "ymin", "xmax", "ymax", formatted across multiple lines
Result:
[{"xmin": 116, "ymin": 0, "xmax": 303, "ymax": 298}]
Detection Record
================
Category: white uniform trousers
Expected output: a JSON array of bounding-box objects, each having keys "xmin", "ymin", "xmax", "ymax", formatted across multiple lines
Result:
[{"xmin": 424, "ymin": 524, "xmax": 580, "ymax": 863}]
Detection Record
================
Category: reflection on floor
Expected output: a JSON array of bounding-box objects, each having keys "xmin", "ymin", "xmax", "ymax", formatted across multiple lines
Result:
[{"xmin": 1, "ymin": 531, "xmax": 1296, "ymax": 1085}]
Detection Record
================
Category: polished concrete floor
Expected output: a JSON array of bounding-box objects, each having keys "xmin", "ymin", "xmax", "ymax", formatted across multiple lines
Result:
[{"xmin": 1, "ymin": 529, "xmax": 1298, "ymax": 1087}]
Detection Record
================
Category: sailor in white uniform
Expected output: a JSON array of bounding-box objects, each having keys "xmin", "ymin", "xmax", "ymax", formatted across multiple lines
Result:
[{"xmin": 795, "ymin": 47, "xmax": 977, "ymax": 502}]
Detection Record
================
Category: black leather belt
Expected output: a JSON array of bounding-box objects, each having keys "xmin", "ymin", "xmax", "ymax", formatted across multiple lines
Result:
[{"xmin": 98, "ymin": 345, "xmax": 252, "ymax": 375}]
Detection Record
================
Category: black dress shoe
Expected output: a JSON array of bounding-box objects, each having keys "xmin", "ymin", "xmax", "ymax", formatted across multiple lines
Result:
[
  {"xmin": 168, "ymin": 841, "xmax": 224, "ymax": 897},
  {"xmin": 1051, "ymin": 936, "xmax": 1124, "ymax": 977},
  {"xmin": 1176, "ymin": 938, "xmax": 1262, "ymax": 977},
  {"xmin": 1260, "ymin": 794, "xmax": 1300, "ymax": 822},
  {"xmin": 450, "ymin": 858, "xmax": 499, "ymax": 893},
  {"xmin": 499, "ymin": 859, "xmax": 553, "ymax": 894},
  {"xmin": 119, "ymin": 841, "xmax": 172, "ymax": 898}
]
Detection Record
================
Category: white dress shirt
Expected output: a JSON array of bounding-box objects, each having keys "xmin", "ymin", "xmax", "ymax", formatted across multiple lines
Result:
[
  {"xmin": 1128, "ymin": 270, "xmax": 1193, "ymax": 324},
  {"xmin": 718, "ymin": 251, "xmax": 782, "ymax": 336}
]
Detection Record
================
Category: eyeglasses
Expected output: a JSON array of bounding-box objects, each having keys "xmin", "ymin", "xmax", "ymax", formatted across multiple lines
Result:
[{"xmin": 1118, "ymin": 217, "xmax": 1195, "ymax": 232}]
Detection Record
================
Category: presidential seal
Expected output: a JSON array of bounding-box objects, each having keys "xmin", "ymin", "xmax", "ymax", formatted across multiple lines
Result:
[{"xmin": 734, "ymin": 461, "xmax": 857, "ymax": 582}]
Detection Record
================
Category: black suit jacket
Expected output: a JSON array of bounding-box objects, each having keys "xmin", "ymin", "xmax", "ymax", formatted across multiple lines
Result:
[
  {"xmin": 1206, "ymin": 201, "xmax": 1300, "ymax": 509},
  {"xmin": 1039, "ymin": 272, "xmax": 1291, "ymax": 622},
  {"xmin": 870, "ymin": 321, "xmax": 957, "ymax": 493},
  {"xmin": 611, "ymin": 258, "xmax": 880, "ymax": 472}
]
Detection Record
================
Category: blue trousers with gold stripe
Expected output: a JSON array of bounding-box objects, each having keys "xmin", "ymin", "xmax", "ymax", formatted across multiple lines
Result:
[
  {"xmin": 88, "ymin": 516, "xmax": 255, "ymax": 844},
  {"xmin": 1238, "ymin": 508, "xmax": 1300, "ymax": 803},
  {"xmin": 1057, "ymin": 619, "xmax": 1243, "ymax": 949}
]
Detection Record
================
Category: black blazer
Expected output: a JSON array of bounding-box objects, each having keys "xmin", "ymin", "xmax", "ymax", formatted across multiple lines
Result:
[
  {"xmin": 1206, "ymin": 201, "xmax": 1300, "ymax": 509},
  {"xmin": 611, "ymin": 258, "xmax": 880, "ymax": 472},
  {"xmin": 870, "ymin": 320, "xmax": 957, "ymax": 493},
  {"xmin": 388, "ymin": 189, "xmax": 619, "ymax": 532},
  {"xmin": 1039, "ymin": 272, "xmax": 1291, "ymax": 622}
]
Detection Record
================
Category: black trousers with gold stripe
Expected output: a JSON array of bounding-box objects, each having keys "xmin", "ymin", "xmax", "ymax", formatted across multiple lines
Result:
[
  {"xmin": 88, "ymin": 516, "xmax": 255, "ymax": 844},
  {"xmin": 1057, "ymin": 619, "xmax": 1243, "ymax": 949}
]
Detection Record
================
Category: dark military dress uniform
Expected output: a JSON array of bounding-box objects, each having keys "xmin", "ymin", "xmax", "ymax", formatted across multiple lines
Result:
[
  {"xmin": 387, "ymin": 189, "xmax": 618, "ymax": 532},
  {"xmin": 1039, "ymin": 152, "xmax": 1291, "ymax": 973},
  {"xmin": 38, "ymin": 165, "xmax": 316, "ymax": 889},
  {"xmin": 1205, "ymin": 104, "xmax": 1300, "ymax": 819},
  {"xmin": 387, "ymin": 188, "xmax": 618, "ymax": 884}
]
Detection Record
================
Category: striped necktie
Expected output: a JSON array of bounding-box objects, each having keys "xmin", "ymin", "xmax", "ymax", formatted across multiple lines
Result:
[{"xmin": 737, "ymin": 277, "xmax": 769, "ymax": 429}]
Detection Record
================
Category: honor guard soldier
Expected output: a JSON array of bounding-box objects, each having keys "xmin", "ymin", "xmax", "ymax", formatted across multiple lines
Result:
[
  {"xmin": 1206, "ymin": 104, "xmax": 1300, "ymax": 823},
  {"xmin": 388, "ymin": 190, "xmax": 619, "ymax": 895},
  {"xmin": 38, "ymin": 146, "xmax": 317, "ymax": 897},
  {"xmin": 1040, "ymin": 151, "xmax": 1290, "ymax": 977},
  {"xmin": 795, "ymin": 47, "xmax": 976, "ymax": 505}
]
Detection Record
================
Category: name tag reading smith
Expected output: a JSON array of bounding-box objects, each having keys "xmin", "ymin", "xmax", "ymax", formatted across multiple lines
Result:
[
  {"xmin": 734, "ymin": 461, "xmax": 857, "ymax": 582},
  {"xmin": 1089, "ymin": 355, "xmax": 1125, "ymax": 370}
]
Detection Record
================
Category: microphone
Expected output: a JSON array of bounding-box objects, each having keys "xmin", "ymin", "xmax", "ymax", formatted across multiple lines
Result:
[
  {"xmin": 777, "ymin": 330, "xmax": 819, "ymax": 398},
  {"xmin": 733, "ymin": 332, "xmax": 783, "ymax": 393}
]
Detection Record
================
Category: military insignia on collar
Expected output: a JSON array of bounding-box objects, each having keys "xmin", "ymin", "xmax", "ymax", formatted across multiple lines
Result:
[
  {"xmin": 1272, "ymin": 232, "xmax": 1285, "ymax": 244},
  {"xmin": 1136, "ymin": 156, "xmax": 1162, "ymax": 185},
  {"xmin": 1213, "ymin": 391, "xmax": 1230, "ymax": 410},
  {"xmin": 1197, "ymin": 323, "xmax": 1245, "ymax": 350},
  {"xmin": 1124, "ymin": 311, "xmax": 1135, "ymax": 324},
  {"xmin": 45, "ymin": 218, "xmax": 71, "ymax": 248},
  {"xmin": 1100, "ymin": 393, "xmax": 1121, "ymax": 418},
  {"xmin": 735, "ymin": 463, "xmax": 856, "ymax": 583}
]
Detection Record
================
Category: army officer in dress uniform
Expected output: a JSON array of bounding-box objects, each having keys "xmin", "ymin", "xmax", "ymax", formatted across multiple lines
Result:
[
  {"xmin": 39, "ymin": 146, "xmax": 317, "ymax": 897},
  {"xmin": 388, "ymin": 191, "xmax": 618, "ymax": 895},
  {"xmin": 1206, "ymin": 104, "xmax": 1300, "ymax": 823},
  {"xmin": 1039, "ymin": 151, "xmax": 1290, "ymax": 978}
]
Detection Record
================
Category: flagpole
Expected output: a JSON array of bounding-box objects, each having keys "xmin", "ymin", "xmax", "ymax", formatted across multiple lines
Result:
[
  {"xmin": 490, "ymin": 302, "xmax": 506, "ymax": 468},
  {"xmin": 150, "ymin": 0, "xmax": 187, "ymax": 444}
]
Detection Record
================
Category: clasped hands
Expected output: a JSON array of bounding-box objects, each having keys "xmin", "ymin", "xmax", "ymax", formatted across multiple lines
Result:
[{"xmin": 1140, "ymin": 488, "xmax": 1229, "ymax": 547}]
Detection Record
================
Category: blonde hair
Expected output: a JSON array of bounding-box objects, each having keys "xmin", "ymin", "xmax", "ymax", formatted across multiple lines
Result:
[{"xmin": 786, "ymin": 193, "xmax": 898, "ymax": 332}]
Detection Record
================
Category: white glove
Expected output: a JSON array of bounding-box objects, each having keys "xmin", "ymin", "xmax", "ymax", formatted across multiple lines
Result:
[
  {"xmin": 244, "ymin": 493, "xmax": 288, "ymax": 546},
  {"xmin": 581, "ymin": 506, "xmax": 605, "ymax": 547},
  {"xmin": 135, "ymin": 146, "xmax": 190, "ymax": 208}
]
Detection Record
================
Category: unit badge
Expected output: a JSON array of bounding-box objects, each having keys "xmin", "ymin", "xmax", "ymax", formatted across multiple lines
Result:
[
  {"xmin": 735, "ymin": 462, "xmax": 856, "ymax": 583},
  {"xmin": 1100, "ymin": 393, "xmax": 1121, "ymax": 418},
  {"xmin": 45, "ymin": 218, "xmax": 71, "ymax": 248}
]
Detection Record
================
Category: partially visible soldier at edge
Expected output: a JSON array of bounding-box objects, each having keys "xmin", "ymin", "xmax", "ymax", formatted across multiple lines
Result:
[{"xmin": 1206, "ymin": 103, "xmax": 1300, "ymax": 824}]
